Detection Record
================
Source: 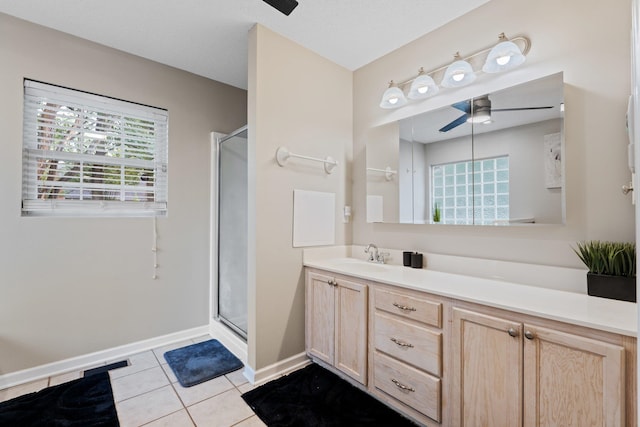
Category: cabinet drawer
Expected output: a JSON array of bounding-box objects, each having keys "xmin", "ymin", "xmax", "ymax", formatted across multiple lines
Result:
[
  {"xmin": 375, "ymin": 288, "xmax": 441, "ymax": 327},
  {"xmin": 374, "ymin": 312, "xmax": 442, "ymax": 376},
  {"xmin": 374, "ymin": 351, "xmax": 441, "ymax": 422}
]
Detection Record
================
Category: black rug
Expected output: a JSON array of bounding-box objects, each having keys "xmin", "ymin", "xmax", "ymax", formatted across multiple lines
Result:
[
  {"xmin": 241, "ymin": 363, "xmax": 418, "ymax": 426},
  {"xmin": 164, "ymin": 339, "xmax": 243, "ymax": 387},
  {"xmin": 0, "ymin": 372, "xmax": 119, "ymax": 426}
]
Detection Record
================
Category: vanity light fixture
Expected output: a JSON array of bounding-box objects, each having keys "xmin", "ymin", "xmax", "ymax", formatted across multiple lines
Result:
[
  {"xmin": 482, "ymin": 33, "xmax": 526, "ymax": 73},
  {"xmin": 408, "ymin": 68, "xmax": 439, "ymax": 100},
  {"xmin": 379, "ymin": 80, "xmax": 408, "ymax": 109},
  {"xmin": 441, "ymin": 53, "xmax": 476, "ymax": 88},
  {"xmin": 379, "ymin": 33, "xmax": 531, "ymax": 109}
]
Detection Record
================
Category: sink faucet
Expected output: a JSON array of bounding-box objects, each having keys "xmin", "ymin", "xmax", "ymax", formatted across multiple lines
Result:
[
  {"xmin": 365, "ymin": 243, "xmax": 378, "ymax": 262},
  {"xmin": 365, "ymin": 244, "xmax": 390, "ymax": 264}
]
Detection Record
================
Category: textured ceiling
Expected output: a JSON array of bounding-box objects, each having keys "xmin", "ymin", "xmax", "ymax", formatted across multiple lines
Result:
[{"xmin": 0, "ymin": 0, "xmax": 489, "ymax": 89}]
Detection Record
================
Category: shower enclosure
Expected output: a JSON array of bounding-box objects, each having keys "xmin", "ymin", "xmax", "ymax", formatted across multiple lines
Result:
[{"xmin": 215, "ymin": 126, "xmax": 248, "ymax": 340}]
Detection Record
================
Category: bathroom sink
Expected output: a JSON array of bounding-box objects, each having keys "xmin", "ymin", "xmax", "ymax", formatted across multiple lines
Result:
[{"xmin": 330, "ymin": 259, "xmax": 392, "ymax": 274}]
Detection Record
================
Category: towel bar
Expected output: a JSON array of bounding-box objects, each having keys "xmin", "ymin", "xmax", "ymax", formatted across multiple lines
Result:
[{"xmin": 276, "ymin": 146, "xmax": 338, "ymax": 174}]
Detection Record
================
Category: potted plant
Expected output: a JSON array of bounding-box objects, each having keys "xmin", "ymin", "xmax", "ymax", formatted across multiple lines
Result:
[
  {"xmin": 573, "ymin": 240, "xmax": 636, "ymax": 302},
  {"xmin": 432, "ymin": 203, "xmax": 441, "ymax": 223}
]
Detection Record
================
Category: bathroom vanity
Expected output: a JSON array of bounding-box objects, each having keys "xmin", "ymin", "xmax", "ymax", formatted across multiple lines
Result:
[{"xmin": 304, "ymin": 256, "xmax": 637, "ymax": 427}]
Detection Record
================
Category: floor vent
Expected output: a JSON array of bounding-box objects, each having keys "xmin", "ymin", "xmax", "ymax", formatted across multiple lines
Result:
[{"xmin": 83, "ymin": 360, "xmax": 129, "ymax": 377}]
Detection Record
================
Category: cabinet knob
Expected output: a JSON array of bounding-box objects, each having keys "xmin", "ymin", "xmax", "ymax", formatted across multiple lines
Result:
[
  {"xmin": 391, "ymin": 378, "xmax": 415, "ymax": 392},
  {"xmin": 524, "ymin": 330, "xmax": 535, "ymax": 340},
  {"xmin": 326, "ymin": 279, "xmax": 337, "ymax": 287},
  {"xmin": 507, "ymin": 328, "xmax": 518, "ymax": 337}
]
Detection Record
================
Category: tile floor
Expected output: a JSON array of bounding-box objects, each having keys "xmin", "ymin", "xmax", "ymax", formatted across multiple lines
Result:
[{"xmin": 0, "ymin": 335, "xmax": 266, "ymax": 427}]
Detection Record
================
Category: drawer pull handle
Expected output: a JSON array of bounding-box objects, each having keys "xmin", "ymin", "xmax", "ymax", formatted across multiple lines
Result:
[
  {"xmin": 390, "ymin": 337, "xmax": 414, "ymax": 348},
  {"xmin": 391, "ymin": 378, "xmax": 415, "ymax": 392},
  {"xmin": 392, "ymin": 302, "xmax": 416, "ymax": 312}
]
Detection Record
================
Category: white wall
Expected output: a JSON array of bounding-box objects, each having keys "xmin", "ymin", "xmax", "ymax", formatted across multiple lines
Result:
[
  {"xmin": 248, "ymin": 25, "xmax": 352, "ymax": 370},
  {"xmin": 0, "ymin": 13, "xmax": 247, "ymax": 374},
  {"xmin": 353, "ymin": 0, "xmax": 634, "ymax": 267}
]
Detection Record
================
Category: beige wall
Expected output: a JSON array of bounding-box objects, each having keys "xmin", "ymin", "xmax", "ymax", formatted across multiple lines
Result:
[
  {"xmin": 366, "ymin": 122, "xmax": 400, "ymax": 223},
  {"xmin": 248, "ymin": 25, "xmax": 352, "ymax": 370},
  {"xmin": 2, "ymin": 0, "xmax": 634, "ymax": 377},
  {"xmin": 353, "ymin": 0, "xmax": 634, "ymax": 267},
  {"xmin": 0, "ymin": 13, "xmax": 247, "ymax": 374}
]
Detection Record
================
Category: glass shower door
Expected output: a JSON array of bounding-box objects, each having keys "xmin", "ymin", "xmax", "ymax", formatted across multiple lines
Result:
[{"xmin": 217, "ymin": 127, "xmax": 248, "ymax": 339}]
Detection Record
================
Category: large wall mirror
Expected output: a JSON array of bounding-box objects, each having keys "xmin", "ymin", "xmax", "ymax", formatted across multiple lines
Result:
[{"xmin": 366, "ymin": 72, "xmax": 565, "ymax": 225}]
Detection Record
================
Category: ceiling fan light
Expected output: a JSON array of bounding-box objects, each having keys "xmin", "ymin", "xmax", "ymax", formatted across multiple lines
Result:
[
  {"xmin": 408, "ymin": 74, "xmax": 439, "ymax": 100},
  {"xmin": 483, "ymin": 40, "xmax": 526, "ymax": 73},
  {"xmin": 380, "ymin": 82, "xmax": 407, "ymax": 109},
  {"xmin": 442, "ymin": 60, "xmax": 476, "ymax": 88},
  {"xmin": 466, "ymin": 109, "xmax": 491, "ymax": 123}
]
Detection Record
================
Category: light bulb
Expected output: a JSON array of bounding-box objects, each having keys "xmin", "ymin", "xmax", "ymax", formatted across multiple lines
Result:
[
  {"xmin": 417, "ymin": 86, "xmax": 429, "ymax": 94},
  {"xmin": 497, "ymin": 55, "xmax": 511, "ymax": 66},
  {"xmin": 388, "ymin": 97, "xmax": 398, "ymax": 105},
  {"xmin": 452, "ymin": 72, "xmax": 465, "ymax": 82}
]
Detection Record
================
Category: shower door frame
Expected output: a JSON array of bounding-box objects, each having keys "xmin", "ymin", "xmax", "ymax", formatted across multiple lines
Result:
[{"xmin": 213, "ymin": 125, "xmax": 248, "ymax": 341}]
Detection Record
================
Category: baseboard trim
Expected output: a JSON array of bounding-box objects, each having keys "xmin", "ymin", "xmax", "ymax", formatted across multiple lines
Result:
[
  {"xmin": 244, "ymin": 352, "xmax": 310, "ymax": 386},
  {"xmin": 208, "ymin": 319, "xmax": 248, "ymax": 365},
  {"xmin": 0, "ymin": 325, "xmax": 209, "ymax": 390}
]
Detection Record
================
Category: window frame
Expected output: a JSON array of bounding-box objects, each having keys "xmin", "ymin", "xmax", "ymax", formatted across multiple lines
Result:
[{"xmin": 21, "ymin": 79, "xmax": 168, "ymax": 217}]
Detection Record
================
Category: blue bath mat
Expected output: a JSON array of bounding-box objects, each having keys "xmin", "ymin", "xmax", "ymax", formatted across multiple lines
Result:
[{"xmin": 164, "ymin": 339, "xmax": 243, "ymax": 387}]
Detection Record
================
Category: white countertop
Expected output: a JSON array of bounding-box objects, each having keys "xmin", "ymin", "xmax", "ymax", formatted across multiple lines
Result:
[{"xmin": 304, "ymin": 257, "xmax": 637, "ymax": 337}]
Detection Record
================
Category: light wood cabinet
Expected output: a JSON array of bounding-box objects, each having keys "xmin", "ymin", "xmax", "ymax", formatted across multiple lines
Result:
[
  {"xmin": 305, "ymin": 270, "xmax": 368, "ymax": 385},
  {"xmin": 370, "ymin": 286, "xmax": 445, "ymax": 425},
  {"xmin": 523, "ymin": 324, "xmax": 626, "ymax": 427},
  {"xmin": 452, "ymin": 307, "xmax": 627, "ymax": 427},
  {"xmin": 305, "ymin": 267, "xmax": 636, "ymax": 427}
]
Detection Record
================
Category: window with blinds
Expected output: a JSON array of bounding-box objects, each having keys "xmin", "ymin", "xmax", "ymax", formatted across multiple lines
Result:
[{"xmin": 22, "ymin": 80, "xmax": 168, "ymax": 217}]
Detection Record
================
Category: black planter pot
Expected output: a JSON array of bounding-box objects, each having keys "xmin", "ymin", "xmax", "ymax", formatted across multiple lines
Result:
[{"xmin": 587, "ymin": 273, "xmax": 636, "ymax": 302}]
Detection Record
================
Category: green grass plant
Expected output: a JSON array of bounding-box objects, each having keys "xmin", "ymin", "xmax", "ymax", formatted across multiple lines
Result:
[
  {"xmin": 433, "ymin": 203, "xmax": 441, "ymax": 223},
  {"xmin": 574, "ymin": 241, "xmax": 636, "ymax": 278}
]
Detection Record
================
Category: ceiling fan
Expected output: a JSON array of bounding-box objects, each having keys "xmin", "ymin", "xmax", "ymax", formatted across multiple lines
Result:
[
  {"xmin": 438, "ymin": 95, "xmax": 554, "ymax": 133},
  {"xmin": 263, "ymin": 0, "xmax": 299, "ymax": 15}
]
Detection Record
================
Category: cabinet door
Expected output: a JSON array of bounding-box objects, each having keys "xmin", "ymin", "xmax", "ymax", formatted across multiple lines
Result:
[
  {"xmin": 305, "ymin": 272, "xmax": 335, "ymax": 365},
  {"xmin": 335, "ymin": 278, "xmax": 368, "ymax": 384},
  {"xmin": 452, "ymin": 308, "xmax": 523, "ymax": 427},
  {"xmin": 523, "ymin": 325, "xmax": 626, "ymax": 427}
]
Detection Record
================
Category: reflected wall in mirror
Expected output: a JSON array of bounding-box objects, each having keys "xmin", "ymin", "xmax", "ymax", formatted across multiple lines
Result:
[{"xmin": 366, "ymin": 72, "xmax": 565, "ymax": 225}]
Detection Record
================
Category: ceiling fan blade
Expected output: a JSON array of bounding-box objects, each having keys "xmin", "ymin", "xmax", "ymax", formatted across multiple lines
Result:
[
  {"xmin": 452, "ymin": 100, "xmax": 471, "ymax": 114},
  {"xmin": 492, "ymin": 106, "xmax": 554, "ymax": 112},
  {"xmin": 263, "ymin": 0, "xmax": 299, "ymax": 15},
  {"xmin": 439, "ymin": 114, "xmax": 468, "ymax": 133}
]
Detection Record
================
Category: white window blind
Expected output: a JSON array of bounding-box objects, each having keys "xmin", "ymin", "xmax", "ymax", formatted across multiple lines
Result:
[{"xmin": 22, "ymin": 80, "xmax": 168, "ymax": 217}]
